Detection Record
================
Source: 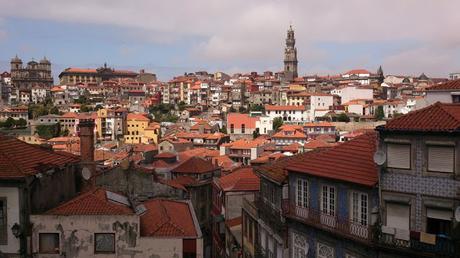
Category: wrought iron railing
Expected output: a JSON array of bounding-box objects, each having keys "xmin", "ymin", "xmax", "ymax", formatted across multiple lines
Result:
[
  {"xmin": 380, "ymin": 232, "xmax": 455, "ymax": 256},
  {"xmin": 285, "ymin": 202, "xmax": 372, "ymax": 243}
]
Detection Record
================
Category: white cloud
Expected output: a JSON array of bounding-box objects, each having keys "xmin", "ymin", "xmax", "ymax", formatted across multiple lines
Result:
[{"xmin": 1, "ymin": 0, "xmax": 460, "ymax": 75}]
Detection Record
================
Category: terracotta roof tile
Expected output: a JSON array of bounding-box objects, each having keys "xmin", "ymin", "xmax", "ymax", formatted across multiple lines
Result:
[
  {"xmin": 287, "ymin": 132, "xmax": 378, "ymax": 187},
  {"xmin": 0, "ymin": 135, "xmax": 80, "ymax": 180},
  {"xmin": 227, "ymin": 113, "xmax": 259, "ymax": 129},
  {"xmin": 382, "ymin": 102, "xmax": 460, "ymax": 132},
  {"xmin": 46, "ymin": 188, "xmax": 133, "ymax": 215},
  {"xmin": 140, "ymin": 199, "xmax": 198, "ymax": 237},
  {"xmin": 172, "ymin": 156, "xmax": 218, "ymax": 174},
  {"xmin": 427, "ymin": 79, "xmax": 460, "ymax": 91},
  {"xmin": 217, "ymin": 167, "xmax": 259, "ymax": 192}
]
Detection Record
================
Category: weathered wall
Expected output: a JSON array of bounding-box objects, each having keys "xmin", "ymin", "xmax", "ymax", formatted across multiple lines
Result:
[
  {"xmin": 0, "ymin": 187, "xmax": 20, "ymax": 254},
  {"xmin": 225, "ymin": 192, "xmax": 255, "ymax": 220},
  {"xmin": 30, "ymin": 215, "xmax": 139, "ymax": 258},
  {"xmin": 333, "ymin": 121, "xmax": 385, "ymax": 132}
]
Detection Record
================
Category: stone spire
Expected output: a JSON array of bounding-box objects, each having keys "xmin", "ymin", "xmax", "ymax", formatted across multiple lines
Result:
[{"xmin": 284, "ymin": 24, "xmax": 298, "ymax": 82}]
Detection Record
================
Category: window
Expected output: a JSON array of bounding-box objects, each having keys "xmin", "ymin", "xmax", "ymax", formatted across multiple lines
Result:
[
  {"xmin": 386, "ymin": 202, "xmax": 410, "ymax": 229},
  {"xmin": 351, "ymin": 192, "xmax": 368, "ymax": 226},
  {"xmin": 39, "ymin": 233, "xmax": 60, "ymax": 254},
  {"xmin": 387, "ymin": 143, "xmax": 411, "ymax": 169},
  {"xmin": 230, "ymin": 124, "xmax": 234, "ymax": 134},
  {"xmin": 94, "ymin": 233, "xmax": 115, "ymax": 253},
  {"xmin": 296, "ymin": 179, "xmax": 308, "ymax": 208},
  {"xmin": 321, "ymin": 185, "xmax": 335, "ymax": 216},
  {"xmin": 0, "ymin": 198, "xmax": 6, "ymax": 244},
  {"xmin": 452, "ymin": 95, "xmax": 460, "ymax": 103},
  {"xmin": 317, "ymin": 242, "xmax": 334, "ymax": 258},
  {"xmin": 292, "ymin": 232, "xmax": 308, "ymax": 258},
  {"xmin": 427, "ymin": 145, "xmax": 454, "ymax": 173},
  {"xmin": 241, "ymin": 124, "xmax": 245, "ymax": 134},
  {"xmin": 426, "ymin": 208, "xmax": 452, "ymax": 235}
]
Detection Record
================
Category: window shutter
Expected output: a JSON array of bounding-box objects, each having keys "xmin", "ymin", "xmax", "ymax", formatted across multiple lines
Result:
[
  {"xmin": 428, "ymin": 146, "xmax": 454, "ymax": 173},
  {"xmin": 387, "ymin": 143, "xmax": 411, "ymax": 169},
  {"xmin": 386, "ymin": 203, "xmax": 410, "ymax": 229},
  {"xmin": 426, "ymin": 208, "xmax": 452, "ymax": 221}
]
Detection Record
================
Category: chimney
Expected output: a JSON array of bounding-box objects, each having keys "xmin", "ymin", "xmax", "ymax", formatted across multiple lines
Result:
[{"xmin": 79, "ymin": 119, "xmax": 95, "ymax": 171}]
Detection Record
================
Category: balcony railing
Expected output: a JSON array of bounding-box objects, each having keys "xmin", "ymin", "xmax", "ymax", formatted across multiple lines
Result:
[
  {"xmin": 380, "ymin": 231, "xmax": 455, "ymax": 257},
  {"xmin": 285, "ymin": 202, "xmax": 372, "ymax": 243}
]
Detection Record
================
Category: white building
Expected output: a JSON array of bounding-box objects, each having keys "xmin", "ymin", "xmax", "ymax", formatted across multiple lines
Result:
[
  {"xmin": 340, "ymin": 85, "xmax": 373, "ymax": 104},
  {"xmin": 265, "ymin": 105, "xmax": 309, "ymax": 124},
  {"xmin": 309, "ymin": 93, "xmax": 334, "ymax": 121},
  {"xmin": 31, "ymin": 87, "xmax": 48, "ymax": 104}
]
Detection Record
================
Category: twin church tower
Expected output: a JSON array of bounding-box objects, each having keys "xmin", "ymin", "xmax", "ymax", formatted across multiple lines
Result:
[{"xmin": 283, "ymin": 25, "xmax": 298, "ymax": 82}]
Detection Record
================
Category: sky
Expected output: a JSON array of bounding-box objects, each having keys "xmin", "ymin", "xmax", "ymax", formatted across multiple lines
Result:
[{"xmin": 0, "ymin": 0, "xmax": 459, "ymax": 81}]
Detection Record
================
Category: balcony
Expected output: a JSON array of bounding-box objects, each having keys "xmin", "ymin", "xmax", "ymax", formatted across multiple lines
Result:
[
  {"xmin": 379, "ymin": 230, "xmax": 455, "ymax": 257},
  {"xmin": 285, "ymin": 202, "xmax": 372, "ymax": 243}
]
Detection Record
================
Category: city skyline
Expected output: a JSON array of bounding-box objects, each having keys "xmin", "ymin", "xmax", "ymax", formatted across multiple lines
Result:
[{"xmin": 0, "ymin": 0, "xmax": 460, "ymax": 80}]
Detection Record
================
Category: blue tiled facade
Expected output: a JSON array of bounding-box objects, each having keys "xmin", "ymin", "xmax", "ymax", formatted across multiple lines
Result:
[{"xmin": 287, "ymin": 172, "xmax": 379, "ymax": 258}]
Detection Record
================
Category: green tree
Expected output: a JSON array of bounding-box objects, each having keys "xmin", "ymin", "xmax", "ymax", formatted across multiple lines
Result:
[
  {"xmin": 3, "ymin": 117, "xmax": 15, "ymax": 128},
  {"xmin": 273, "ymin": 117, "xmax": 284, "ymax": 131},
  {"xmin": 94, "ymin": 104, "xmax": 103, "ymax": 111},
  {"xmin": 80, "ymin": 104, "xmax": 94, "ymax": 113},
  {"xmin": 238, "ymin": 106, "xmax": 247, "ymax": 113},
  {"xmin": 375, "ymin": 106, "xmax": 385, "ymax": 120},
  {"xmin": 337, "ymin": 113, "xmax": 350, "ymax": 122},
  {"xmin": 35, "ymin": 123, "xmax": 60, "ymax": 139},
  {"xmin": 249, "ymin": 104, "xmax": 265, "ymax": 112},
  {"xmin": 15, "ymin": 118, "xmax": 27, "ymax": 127},
  {"xmin": 252, "ymin": 128, "xmax": 260, "ymax": 139},
  {"xmin": 61, "ymin": 128, "xmax": 69, "ymax": 136},
  {"xmin": 229, "ymin": 107, "xmax": 237, "ymax": 113},
  {"xmin": 178, "ymin": 101, "xmax": 187, "ymax": 111},
  {"xmin": 49, "ymin": 106, "xmax": 60, "ymax": 115},
  {"xmin": 220, "ymin": 125, "xmax": 228, "ymax": 134}
]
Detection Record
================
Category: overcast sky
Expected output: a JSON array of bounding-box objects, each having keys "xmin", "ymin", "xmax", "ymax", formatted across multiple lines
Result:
[{"xmin": 0, "ymin": 0, "xmax": 459, "ymax": 80}]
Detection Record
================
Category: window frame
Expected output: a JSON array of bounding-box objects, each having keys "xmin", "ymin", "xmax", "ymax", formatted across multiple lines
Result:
[
  {"xmin": 39, "ymin": 233, "xmax": 60, "ymax": 254},
  {"xmin": 426, "ymin": 144, "xmax": 455, "ymax": 173},
  {"xmin": 0, "ymin": 198, "xmax": 7, "ymax": 245},
  {"xmin": 350, "ymin": 191, "xmax": 368, "ymax": 226},
  {"xmin": 386, "ymin": 142, "xmax": 412, "ymax": 170},
  {"xmin": 94, "ymin": 233, "xmax": 116, "ymax": 254},
  {"xmin": 321, "ymin": 185, "xmax": 336, "ymax": 216},
  {"xmin": 296, "ymin": 178, "xmax": 308, "ymax": 208}
]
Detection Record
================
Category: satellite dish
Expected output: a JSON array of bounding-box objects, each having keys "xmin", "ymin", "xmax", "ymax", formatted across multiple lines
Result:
[
  {"xmin": 455, "ymin": 207, "xmax": 460, "ymax": 222},
  {"xmin": 373, "ymin": 150, "xmax": 386, "ymax": 166},
  {"xmin": 81, "ymin": 167, "xmax": 92, "ymax": 180}
]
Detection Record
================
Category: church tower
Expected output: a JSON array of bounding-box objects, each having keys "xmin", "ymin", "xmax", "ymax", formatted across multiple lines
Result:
[{"xmin": 284, "ymin": 25, "xmax": 298, "ymax": 81}]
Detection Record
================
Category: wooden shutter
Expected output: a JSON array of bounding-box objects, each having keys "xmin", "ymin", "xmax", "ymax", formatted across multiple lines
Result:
[
  {"xmin": 428, "ymin": 146, "xmax": 454, "ymax": 172},
  {"xmin": 386, "ymin": 203, "xmax": 410, "ymax": 229},
  {"xmin": 387, "ymin": 143, "xmax": 411, "ymax": 169}
]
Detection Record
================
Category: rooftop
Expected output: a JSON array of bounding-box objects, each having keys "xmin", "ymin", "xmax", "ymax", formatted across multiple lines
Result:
[
  {"xmin": 217, "ymin": 167, "xmax": 259, "ymax": 192},
  {"xmin": 140, "ymin": 199, "xmax": 199, "ymax": 238},
  {"xmin": 381, "ymin": 102, "xmax": 460, "ymax": 132},
  {"xmin": 287, "ymin": 132, "xmax": 378, "ymax": 187}
]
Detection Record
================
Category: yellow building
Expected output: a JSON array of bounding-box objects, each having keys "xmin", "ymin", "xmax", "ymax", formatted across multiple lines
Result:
[
  {"xmin": 125, "ymin": 113, "xmax": 150, "ymax": 144},
  {"xmin": 143, "ymin": 122, "xmax": 161, "ymax": 144}
]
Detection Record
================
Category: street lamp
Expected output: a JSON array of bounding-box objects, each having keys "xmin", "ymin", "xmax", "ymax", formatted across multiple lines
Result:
[{"xmin": 11, "ymin": 223, "xmax": 22, "ymax": 238}]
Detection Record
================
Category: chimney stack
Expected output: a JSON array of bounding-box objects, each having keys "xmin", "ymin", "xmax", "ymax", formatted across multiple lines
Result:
[{"xmin": 79, "ymin": 119, "xmax": 95, "ymax": 172}]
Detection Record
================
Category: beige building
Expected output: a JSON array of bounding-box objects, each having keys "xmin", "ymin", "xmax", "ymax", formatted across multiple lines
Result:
[{"xmin": 124, "ymin": 113, "xmax": 150, "ymax": 144}]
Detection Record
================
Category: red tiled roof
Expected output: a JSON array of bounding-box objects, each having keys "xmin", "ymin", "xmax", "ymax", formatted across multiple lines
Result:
[
  {"xmin": 155, "ymin": 152, "xmax": 176, "ymax": 159},
  {"xmin": 46, "ymin": 188, "xmax": 133, "ymax": 215},
  {"xmin": 140, "ymin": 199, "xmax": 198, "ymax": 238},
  {"xmin": 127, "ymin": 113, "xmax": 150, "ymax": 121},
  {"xmin": 0, "ymin": 135, "xmax": 80, "ymax": 180},
  {"xmin": 287, "ymin": 132, "xmax": 378, "ymax": 187},
  {"xmin": 272, "ymin": 130, "xmax": 307, "ymax": 139},
  {"xmin": 382, "ymin": 102, "xmax": 460, "ymax": 132},
  {"xmin": 427, "ymin": 79, "xmax": 460, "ymax": 91},
  {"xmin": 217, "ymin": 167, "xmax": 259, "ymax": 192},
  {"xmin": 227, "ymin": 113, "xmax": 259, "ymax": 129},
  {"xmin": 344, "ymin": 69, "xmax": 371, "ymax": 75},
  {"xmin": 172, "ymin": 156, "xmax": 218, "ymax": 174},
  {"xmin": 255, "ymin": 155, "xmax": 304, "ymax": 184}
]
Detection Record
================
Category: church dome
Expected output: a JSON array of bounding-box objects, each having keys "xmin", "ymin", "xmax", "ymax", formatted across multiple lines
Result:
[{"xmin": 40, "ymin": 57, "xmax": 51, "ymax": 64}]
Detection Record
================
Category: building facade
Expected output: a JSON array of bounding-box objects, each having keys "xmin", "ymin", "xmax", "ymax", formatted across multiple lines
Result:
[{"xmin": 10, "ymin": 56, "xmax": 53, "ymax": 90}]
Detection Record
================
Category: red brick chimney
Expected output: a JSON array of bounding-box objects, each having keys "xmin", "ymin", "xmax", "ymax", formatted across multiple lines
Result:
[{"xmin": 79, "ymin": 119, "xmax": 95, "ymax": 173}]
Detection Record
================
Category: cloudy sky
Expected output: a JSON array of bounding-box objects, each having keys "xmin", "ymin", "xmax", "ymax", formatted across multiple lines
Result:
[{"xmin": 0, "ymin": 0, "xmax": 459, "ymax": 80}]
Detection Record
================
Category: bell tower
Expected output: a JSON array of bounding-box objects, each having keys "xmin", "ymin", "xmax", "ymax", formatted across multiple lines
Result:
[{"xmin": 284, "ymin": 25, "xmax": 298, "ymax": 81}]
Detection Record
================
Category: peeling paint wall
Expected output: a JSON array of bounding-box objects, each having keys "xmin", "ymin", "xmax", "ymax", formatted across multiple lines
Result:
[
  {"xmin": 30, "ymin": 215, "xmax": 139, "ymax": 258},
  {"xmin": 30, "ymin": 215, "xmax": 204, "ymax": 258}
]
